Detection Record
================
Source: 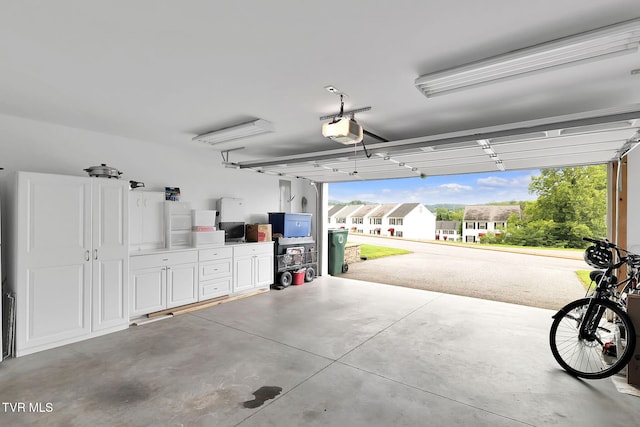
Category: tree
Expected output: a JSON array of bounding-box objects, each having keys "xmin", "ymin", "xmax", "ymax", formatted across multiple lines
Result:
[{"xmin": 508, "ymin": 165, "xmax": 607, "ymax": 247}]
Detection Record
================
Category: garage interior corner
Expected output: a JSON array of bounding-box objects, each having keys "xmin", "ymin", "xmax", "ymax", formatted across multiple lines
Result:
[{"xmin": 0, "ymin": 276, "xmax": 638, "ymax": 427}]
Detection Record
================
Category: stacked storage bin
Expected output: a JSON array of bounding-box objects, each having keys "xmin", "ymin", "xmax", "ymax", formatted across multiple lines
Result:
[{"xmin": 192, "ymin": 210, "xmax": 224, "ymax": 247}]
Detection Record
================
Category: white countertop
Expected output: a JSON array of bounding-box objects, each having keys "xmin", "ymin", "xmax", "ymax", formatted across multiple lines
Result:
[{"xmin": 129, "ymin": 240, "xmax": 273, "ymax": 256}]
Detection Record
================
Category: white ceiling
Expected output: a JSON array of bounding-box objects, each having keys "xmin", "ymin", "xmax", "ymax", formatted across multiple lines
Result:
[{"xmin": 1, "ymin": 1, "xmax": 640, "ymax": 182}]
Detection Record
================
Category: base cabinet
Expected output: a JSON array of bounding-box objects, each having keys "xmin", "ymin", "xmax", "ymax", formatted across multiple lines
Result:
[
  {"xmin": 233, "ymin": 243, "xmax": 273, "ymax": 293},
  {"xmin": 130, "ymin": 251, "xmax": 198, "ymax": 317},
  {"xmin": 129, "ymin": 243, "xmax": 273, "ymax": 319}
]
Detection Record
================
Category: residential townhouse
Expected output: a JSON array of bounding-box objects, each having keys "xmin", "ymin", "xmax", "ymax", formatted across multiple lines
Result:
[
  {"xmin": 328, "ymin": 203, "xmax": 436, "ymax": 239},
  {"xmin": 386, "ymin": 203, "xmax": 436, "ymax": 239},
  {"xmin": 436, "ymin": 220, "xmax": 461, "ymax": 241},
  {"xmin": 327, "ymin": 204, "xmax": 347, "ymax": 228},
  {"xmin": 347, "ymin": 204, "xmax": 379, "ymax": 234},
  {"xmin": 462, "ymin": 205, "xmax": 521, "ymax": 243}
]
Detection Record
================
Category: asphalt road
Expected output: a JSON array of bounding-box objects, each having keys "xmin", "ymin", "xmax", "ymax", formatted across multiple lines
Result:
[{"xmin": 342, "ymin": 235, "xmax": 587, "ymax": 310}]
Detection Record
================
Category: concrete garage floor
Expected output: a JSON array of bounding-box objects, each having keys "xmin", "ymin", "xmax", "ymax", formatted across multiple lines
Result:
[{"xmin": 1, "ymin": 277, "xmax": 639, "ymax": 426}]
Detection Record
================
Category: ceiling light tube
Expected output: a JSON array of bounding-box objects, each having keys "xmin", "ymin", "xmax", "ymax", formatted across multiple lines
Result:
[
  {"xmin": 415, "ymin": 19, "xmax": 640, "ymax": 97},
  {"xmin": 193, "ymin": 119, "xmax": 274, "ymax": 145}
]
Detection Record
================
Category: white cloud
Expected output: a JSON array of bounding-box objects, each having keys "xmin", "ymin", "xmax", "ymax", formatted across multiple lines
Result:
[
  {"xmin": 477, "ymin": 176, "xmax": 511, "ymax": 187},
  {"xmin": 477, "ymin": 173, "xmax": 538, "ymax": 189},
  {"xmin": 438, "ymin": 183, "xmax": 473, "ymax": 192}
]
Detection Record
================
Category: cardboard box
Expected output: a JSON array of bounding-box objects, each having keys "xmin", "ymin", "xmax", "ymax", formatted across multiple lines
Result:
[
  {"xmin": 627, "ymin": 294, "xmax": 640, "ymax": 329},
  {"xmin": 246, "ymin": 224, "xmax": 272, "ymax": 242},
  {"xmin": 626, "ymin": 295, "xmax": 640, "ymax": 386}
]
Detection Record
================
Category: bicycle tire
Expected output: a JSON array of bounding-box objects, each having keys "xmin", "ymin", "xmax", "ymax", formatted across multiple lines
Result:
[{"xmin": 549, "ymin": 298, "xmax": 636, "ymax": 379}]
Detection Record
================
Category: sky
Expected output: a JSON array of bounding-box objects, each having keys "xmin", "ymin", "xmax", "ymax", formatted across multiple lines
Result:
[{"xmin": 328, "ymin": 169, "xmax": 540, "ymax": 206}]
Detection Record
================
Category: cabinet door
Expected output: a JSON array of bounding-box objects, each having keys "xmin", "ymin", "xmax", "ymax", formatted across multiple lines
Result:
[
  {"xmin": 167, "ymin": 263, "xmax": 198, "ymax": 308},
  {"xmin": 128, "ymin": 192, "xmax": 143, "ymax": 247},
  {"xmin": 129, "ymin": 191, "xmax": 165, "ymax": 250},
  {"xmin": 233, "ymin": 256, "xmax": 254, "ymax": 293},
  {"xmin": 254, "ymin": 253, "xmax": 274, "ymax": 288},
  {"xmin": 141, "ymin": 192, "xmax": 165, "ymax": 248},
  {"xmin": 16, "ymin": 173, "xmax": 92, "ymax": 354},
  {"xmin": 130, "ymin": 267, "xmax": 166, "ymax": 317},
  {"xmin": 92, "ymin": 179, "xmax": 129, "ymax": 332}
]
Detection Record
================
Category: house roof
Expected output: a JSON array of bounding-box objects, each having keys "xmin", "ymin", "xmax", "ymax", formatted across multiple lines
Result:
[
  {"xmin": 351, "ymin": 204, "xmax": 380, "ymax": 217},
  {"xmin": 328, "ymin": 205, "xmax": 346, "ymax": 217},
  {"xmin": 388, "ymin": 203, "xmax": 421, "ymax": 218},
  {"xmin": 436, "ymin": 221, "xmax": 460, "ymax": 230},
  {"xmin": 335, "ymin": 205, "xmax": 364, "ymax": 217},
  {"xmin": 463, "ymin": 205, "xmax": 521, "ymax": 221},
  {"xmin": 369, "ymin": 204, "xmax": 400, "ymax": 218}
]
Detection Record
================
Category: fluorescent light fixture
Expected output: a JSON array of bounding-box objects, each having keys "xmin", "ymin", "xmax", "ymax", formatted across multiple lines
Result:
[
  {"xmin": 415, "ymin": 19, "xmax": 640, "ymax": 97},
  {"xmin": 193, "ymin": 119, "xmax": 274, "ymax": 145},
  {"xmin": 322, "ymin": 117, "xmax": 364, "ymax": 144}
]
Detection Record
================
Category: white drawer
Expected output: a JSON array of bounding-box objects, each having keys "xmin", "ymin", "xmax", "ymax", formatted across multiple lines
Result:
[
  {"xmin": 131, "ymin": 250, "xmax": 198, "ymax": 270},
  {"xmin": 200, "ymin": 278, "xmax": 231, "ymax": 300},
  {"xmin": 233, "ymin": 242, "xmax": 273, "ymax": 257},
  {"xmin": 200, "ymin": 259, "xmax": 233, "ymax": 281},
  {"xmin": 199, "ymin": 247, "xmax": 233, "ymax": 261}
]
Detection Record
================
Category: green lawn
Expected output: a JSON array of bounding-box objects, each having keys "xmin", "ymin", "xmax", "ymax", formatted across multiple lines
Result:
[
  {"xmin": 357, "ymin": 243, "xmax": 411, "ymax": 260},
  {"xmin": 576, "ymin": 270, "xmax": 594, "ymax": 291}
]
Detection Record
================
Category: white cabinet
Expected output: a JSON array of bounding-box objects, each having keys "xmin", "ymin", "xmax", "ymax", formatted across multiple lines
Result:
[
  {"xmin": 199, "ymin": 247, "xmax": 233, "ymax": 300},
  {"xmin": 130, "ymin": 250, "xmax": 198, "ymax": 317},
  {"xmin": 10, "ymin": 172, "xmax": 128, "ymax": 357},
  {"xmin": 129, "ymin": 191, "xmax": 165, "ymax": 250},
  {"xmin": 233, "ymin": 242, "xmax": 274, "ymax": 293}
]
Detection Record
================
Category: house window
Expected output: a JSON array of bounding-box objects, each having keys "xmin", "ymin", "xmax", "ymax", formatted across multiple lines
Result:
[
  {"xmin": 478, "ymin": 222, "xmax": 487, "ymax": 229},
  {"xmin": 494, "ymin": 222, "xmax": 506, "ymax": 229},
  {"xmin": 337, "ymin": 218, "xmax": 346, "ymax": 224},
  {"xmin": 466, "ymin": 235, "xmax": 476, "ymax": 242},
  {"xmin": 465, "ymin": 222, "xmax": 475, "ymax": 229},
  {"xmin": 370, "ymin": 218, "xmax": 382, "ymax": 225},
  {"xmin": 389, "ymin": 218, "xmax": 403, "ymax": 225},
  {"xmin": 352, "ymin": 217, "xmax": 363, "ymax": 224},
  {"xmin": 396, "ymin": 231, "xmax": 403, "ymax": 237}
]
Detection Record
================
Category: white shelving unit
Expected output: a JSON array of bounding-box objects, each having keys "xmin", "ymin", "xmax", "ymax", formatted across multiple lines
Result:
[{"xmin": 165, "ymin": 201, "xmax": 192, "ymax": 249}]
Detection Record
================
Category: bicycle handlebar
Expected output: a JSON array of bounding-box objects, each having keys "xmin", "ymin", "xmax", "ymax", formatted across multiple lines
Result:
[{"xmin": 582, "ymin": 237, "xmax": 614, "ymax": 248}]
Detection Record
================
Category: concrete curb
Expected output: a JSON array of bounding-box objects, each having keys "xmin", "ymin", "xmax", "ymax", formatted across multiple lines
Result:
[{"xmin": 347, "ymin": 233, "xmax": 583, "ymax": 261}]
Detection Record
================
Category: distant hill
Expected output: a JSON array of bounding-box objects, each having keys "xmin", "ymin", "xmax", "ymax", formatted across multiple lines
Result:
[{"xmin": 425, "ymin": 203, "xmax": 465, "ymax": 211}]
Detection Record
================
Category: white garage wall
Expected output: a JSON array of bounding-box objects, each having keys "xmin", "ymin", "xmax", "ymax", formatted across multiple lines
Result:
[
  {"xmin": 0, "ymin": 113, "xmax": 317, "ymax": 224},
  {"xmin": 627, "ymin": 147, "xmax": 640, "ymax": 250}
]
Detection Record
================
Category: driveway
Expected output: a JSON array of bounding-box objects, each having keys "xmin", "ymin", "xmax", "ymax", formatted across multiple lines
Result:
[{"xmin": 342, "ymin": 235, "xmax": 586, "ymax": 310}]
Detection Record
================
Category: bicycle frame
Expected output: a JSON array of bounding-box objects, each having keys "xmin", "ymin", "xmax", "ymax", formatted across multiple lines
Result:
[{"xmin": 577, "ymin": 242, "xmax": 636, "ymax": 340}]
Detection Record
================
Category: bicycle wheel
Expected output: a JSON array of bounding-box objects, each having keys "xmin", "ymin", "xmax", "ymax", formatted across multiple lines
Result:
[{"xmin": 549, "ymin": 298, "xmax": 636, "ymax": 379}]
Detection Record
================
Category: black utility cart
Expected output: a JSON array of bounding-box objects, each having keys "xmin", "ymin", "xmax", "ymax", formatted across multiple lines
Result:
[{"xmin": 273, "ymin": 236, "xmax": 317, "ymax": 288}]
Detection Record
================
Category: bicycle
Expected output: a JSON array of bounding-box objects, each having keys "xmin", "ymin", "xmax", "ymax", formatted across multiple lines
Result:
[{"xmin": 549, "ymin": 237, "xmax": 640, "ymax": 379}]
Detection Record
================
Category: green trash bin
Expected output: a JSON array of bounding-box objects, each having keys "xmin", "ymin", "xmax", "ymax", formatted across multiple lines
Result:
[{"xmin": 328, "ymin": 229, "xmax": 349, "ymax": 275}]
